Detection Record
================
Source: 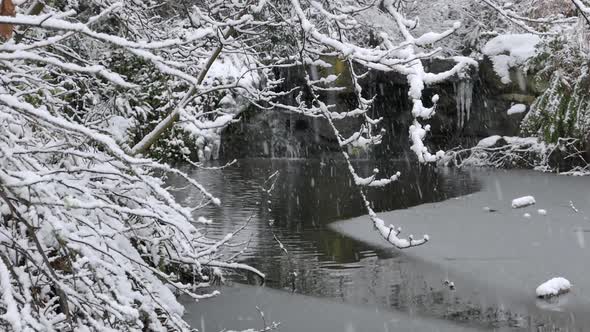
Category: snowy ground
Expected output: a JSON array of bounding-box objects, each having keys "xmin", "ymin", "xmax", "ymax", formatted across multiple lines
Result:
[{"xmin": 330, "ymin": 168, "xmax": 590, "ymax": 329}]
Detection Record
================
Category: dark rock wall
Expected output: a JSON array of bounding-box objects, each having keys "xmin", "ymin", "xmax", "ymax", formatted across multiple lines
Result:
[{"xmin": 220, "ymin": 57, "xmax": 538, "ymax": 160}]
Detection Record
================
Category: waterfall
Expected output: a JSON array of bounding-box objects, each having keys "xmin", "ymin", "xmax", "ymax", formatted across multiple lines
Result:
[{"xmin": 455, "ymin": 80, "xmax": 473, "ymax": 129}]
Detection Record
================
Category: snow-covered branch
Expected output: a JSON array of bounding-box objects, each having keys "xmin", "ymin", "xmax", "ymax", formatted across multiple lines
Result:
[
  {"xmin": 0, "ymin": 1, "xmax": 273, "ymax": 330},
  {"xmin": 0, "ymin": 0, "xmax": 481, "ymax": 329}
]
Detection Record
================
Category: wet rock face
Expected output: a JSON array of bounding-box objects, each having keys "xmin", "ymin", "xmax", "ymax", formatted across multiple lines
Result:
[
  {"xmin": 479, "ymin": 56, "xmax": 539, "ymax": 97},
  {"xmin": 220, "ymin": 64, "xmax": 365, "ymax": 160},
  {"xmin": 221, "ymin": 58, "xmax": 537, "ymax": 160},
  {"xmin": 220, "ymin": 106, "xmax": 345, "ymax": 159}
]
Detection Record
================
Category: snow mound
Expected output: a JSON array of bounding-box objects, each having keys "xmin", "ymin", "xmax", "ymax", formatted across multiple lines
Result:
[
  {"xmin": 512, "ymin": 195, "xmax": 536, "ymax": 208},
  {"xmin": 537, "ymin": 209, "xmax": 547, "ymax": 215},
  {"xmin": 477, "ymin": 135, "xmax": 503, "ymax": 148},
  {"xmin": 536, "ymin": 277, "xmax": 572, "ymax": 298},
  {"xmin": 482, "ymin": 34, "xmax": 541, "ymax": 84},
  {"xmin": 507, "ymin": 104, "xmax": 527, "ymax": 115},
  {"xmin": 475, "ymin": 136, "xmax": 541, "ymax": 148},
  {"xmin": 503, "ymin": 136, "xmax": 540, "ymax": 146},
  {"xmin": 523, "ymin": 213, "xmax": 531, "ymax": 218}
]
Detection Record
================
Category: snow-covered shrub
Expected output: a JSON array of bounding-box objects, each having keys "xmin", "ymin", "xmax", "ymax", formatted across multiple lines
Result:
[
  {"xmin": 442, "ymin": 136, "xmax": 589, "ymax": 173},
  {"xmin": 522, "ymin": 60, "xmax": 590, "ymax": 146},
  {"xmin": 0, "ymin": 100, "xmax": 267, "ymax": 330},
  {"xmin": 516, "ymin": 34, "xmax": 590, "ymax": 172},
  {"xmin": 438, "ymin": 0, "xmax": 590, "ymax": 174},
  {"xmin": 0, "ymin": 1, "xmax": 270, "ymax": 330},
  {"xmin": 472, "ymin": 0, "xmax": 590, "ymax": 150}
]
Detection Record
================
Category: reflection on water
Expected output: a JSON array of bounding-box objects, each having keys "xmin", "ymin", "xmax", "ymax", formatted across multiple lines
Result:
[
  {"xmin": 171, "ymin": 159, "xmax": 478, "ymax": 287},
  {"xmin": 170, "ymin": 159, "xmax": 502, "ymax": 328},
  {"xmin": 180, "ymin": 284, "xmax": 485, "ymax": 332}
]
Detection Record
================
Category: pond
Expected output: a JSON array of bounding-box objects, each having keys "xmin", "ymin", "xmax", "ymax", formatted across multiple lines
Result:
[
  {"xmin": 171, "ymin": 159, "xmax": 590, "ymax": 331},
  {"xmin": 170, "ymin": 159, "xmax": 493, "ymax": 331}
]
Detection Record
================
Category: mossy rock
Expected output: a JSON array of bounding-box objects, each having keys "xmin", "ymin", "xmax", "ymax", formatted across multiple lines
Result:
[{"xmin": 316, "ymin": 55, "xmax": 353, "ymax": 91}]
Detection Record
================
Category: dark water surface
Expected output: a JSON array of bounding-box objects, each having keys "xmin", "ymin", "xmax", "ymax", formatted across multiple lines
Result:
[{"xmin": 171, "ymin": 159, "xmax": 483, "ymax": 330}]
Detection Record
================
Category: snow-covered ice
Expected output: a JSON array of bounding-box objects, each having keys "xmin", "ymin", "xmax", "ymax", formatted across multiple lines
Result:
[
  {"xmin": 512, "ymin": 195, "xmax": 536, "ymax": 208},
  {"xmin": 183, "ymin": 284, "xmax": 479, "ymax": 332},
  {"xmin": 330, "ymin": 169, "xmax": 590, "ymax": 328},
  {"xmin": 536, "ymin": 277, "xmax": 572, "ymax": 298}
]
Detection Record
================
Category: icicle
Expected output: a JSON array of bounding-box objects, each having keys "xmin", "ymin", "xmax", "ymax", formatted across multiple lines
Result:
[{"xmin": 455, "ymin": 79, "xmax": 473, "ymax": 129}]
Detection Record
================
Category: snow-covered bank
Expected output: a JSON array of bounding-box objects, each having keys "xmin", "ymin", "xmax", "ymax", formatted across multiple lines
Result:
[
  {"xmin": 444, "ymin": 136, "xmax": 589, "ymax": 174},
  {"xmin": 330, "ymin": 169, "xmax": 590, "ymax": 328}
]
